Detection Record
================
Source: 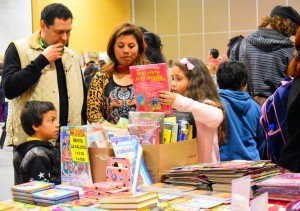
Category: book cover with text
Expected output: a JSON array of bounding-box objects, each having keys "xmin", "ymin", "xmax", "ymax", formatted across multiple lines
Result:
[
  {"xmin": 130, "ymin": 63, "xmax": 173, "ymax": 116},
  {"xmin": 61, "ymin": 126, "xmax": 93, "ymax": 187}
]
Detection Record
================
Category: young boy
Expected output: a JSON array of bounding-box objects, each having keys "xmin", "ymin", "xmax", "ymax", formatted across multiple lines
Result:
[
  {"xmin": 217, "ymin": 60, "xmax": 265, "ymax": 161},
  {"xmin": 13, "ymin": 101, "xmax": 60, "ymax": 185}
]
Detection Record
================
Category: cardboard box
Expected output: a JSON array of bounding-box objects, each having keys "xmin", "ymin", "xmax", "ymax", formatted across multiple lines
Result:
[
  {"xmin": 88, "ymin": 147, "xmax": 115, "ymax": 182},
  {"xmin": 142, "ymin": 139, "xmax": 198, "ymax": 183}
]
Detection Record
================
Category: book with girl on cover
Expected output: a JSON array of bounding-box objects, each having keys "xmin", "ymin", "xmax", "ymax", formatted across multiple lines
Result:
[{"xmin": 130, "ymin": 63, "xmax": 173, "ymax": 116}]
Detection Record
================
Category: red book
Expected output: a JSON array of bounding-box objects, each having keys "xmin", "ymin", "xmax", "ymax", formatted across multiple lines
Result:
[{"xmin": 130, "ymin": 63, "xmax": 173, "ymax": 116}]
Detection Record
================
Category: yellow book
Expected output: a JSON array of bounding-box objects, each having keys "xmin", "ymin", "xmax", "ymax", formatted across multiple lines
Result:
[{"xmin": 163, "ymin": 129, "xmax": 172, "ymax": 144}]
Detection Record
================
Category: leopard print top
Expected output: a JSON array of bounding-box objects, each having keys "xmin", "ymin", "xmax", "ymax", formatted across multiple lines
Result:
[{"xmin": 87, "ymin": 71, "xmax": 136, "ymax": 124}]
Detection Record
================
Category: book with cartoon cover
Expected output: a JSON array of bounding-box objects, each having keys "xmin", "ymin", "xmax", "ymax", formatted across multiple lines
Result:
[
  {"xmin": 130, "ymin": 63, "xmax": 173, "ymax": 116},
  {"xmin": 32, "ymin": 188, "xmax": 79, "ymax": 201},
  {"xmin": 61, "ymin": 126, "xmax": 93, "ymax": 187},
  {"xmin": 11, "ymin": 180, "xmax": 54, "ymax": 193}
]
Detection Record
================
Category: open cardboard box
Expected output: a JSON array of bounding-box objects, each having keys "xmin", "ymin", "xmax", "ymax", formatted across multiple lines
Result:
[
  {"xmin": 143, "ymin": 139, "xmax": 199, "ymax": 183},
  {"xmin": 89, "ymin": 139, "xmax": 198, "ymax": 183},
  {"xmin": 88, "ymin": 147, "xmax": 115, "ymax": 182}
]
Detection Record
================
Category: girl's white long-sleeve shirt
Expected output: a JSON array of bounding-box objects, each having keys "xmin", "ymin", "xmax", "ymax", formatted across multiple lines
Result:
[{"xmin": 172, "ymin": 94, "xmax": 224, "ymax": 163}]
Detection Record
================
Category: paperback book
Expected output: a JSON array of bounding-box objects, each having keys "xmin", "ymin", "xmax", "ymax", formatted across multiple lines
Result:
[
  {"xmin": 140, "ymin": 183, "xmax": 197, "ymax": 194},
  {"xmin": 128, "ymin": 111, "xmax": 164, "ymax": 144},
  {"xmin": 48, "ymin": 203, "xmax": 106, "ymax": 211},
  {"xmin": 111, "ymin": 135, "xmax": 153, "ymax": 190},
  {"xmin": 32, "ymin": 188, "xmax": 79, "ymax": 201},
  {"xmin": 130, "ymin": 63, "xmax": 173, "ymax": 116},
  {"xmin": 61, "ymin": 126, "xmax": 93, "ymax": 187},
  {"xmin": 99, "ymin": 191, "xmax": 158, "ymax": 204},
  {"xmin": 11, "ymin": 180, "xmax": 54, "ymax": 193},
  {"xmin": 100, "ymin": 198, "xmax": 158, "ymax": 210}
]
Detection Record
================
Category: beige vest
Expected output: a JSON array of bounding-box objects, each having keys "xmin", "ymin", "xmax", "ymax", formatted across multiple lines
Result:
[{"xmin": 6, "ymin": 31, "xmax": 84, "ymax": 146}]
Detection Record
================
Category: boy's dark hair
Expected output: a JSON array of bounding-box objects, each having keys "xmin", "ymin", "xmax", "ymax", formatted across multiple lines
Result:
[
  {"xmin": 21, "ymin": 101, "xmax": 56, "ymax": 136},
  {"xmin": 41, "ymin": 3, "xmax": 73, "ymax": 26},
  {"xmin": 217, "ymin": 60, "xmax": 248, "ymax": 91},
  {"xmin": 210, "ymin": 49, "xmax": 219, "ymax": 59}
]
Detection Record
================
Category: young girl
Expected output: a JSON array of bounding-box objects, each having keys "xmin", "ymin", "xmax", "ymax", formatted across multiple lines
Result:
[{"xmin": 159, "ymin": 57, "xmax": 225, "ymax": 163}]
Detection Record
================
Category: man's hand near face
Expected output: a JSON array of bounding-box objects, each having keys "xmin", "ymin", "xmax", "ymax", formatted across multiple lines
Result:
[{"xmin": 42, "ymin": 43, "xmax": 64, "ymax": 63}]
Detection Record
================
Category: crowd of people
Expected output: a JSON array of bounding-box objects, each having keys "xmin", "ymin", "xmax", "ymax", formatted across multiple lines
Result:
[{"xmin": 2, "ymin": 3, "xmax": 300, "ymax": 186}]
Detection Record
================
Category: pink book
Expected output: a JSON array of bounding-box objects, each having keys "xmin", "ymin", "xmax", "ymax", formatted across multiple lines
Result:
[
  {"xmin": 130, "ymin": 63, "xmax": 173, "ymax": 116},
  {"xmin": 256, "ymin": 173, "xmax": 300, "ymax": 187},
  {"xmin": 83, "ymin": 182, "xmax": 125, "ymax": 191}
]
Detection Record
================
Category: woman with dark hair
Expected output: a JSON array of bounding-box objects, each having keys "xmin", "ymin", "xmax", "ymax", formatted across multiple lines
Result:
[
  {"xmin": 278, "ymin": 27, "xmax": 300, "ymax": 172},
  {"xmin": 143, "ymin": 32, "xmax": 166, "ymax": 64},
  {"xmin": 87, "ymin": 23, "xmax": 148, "ymax": 124}
]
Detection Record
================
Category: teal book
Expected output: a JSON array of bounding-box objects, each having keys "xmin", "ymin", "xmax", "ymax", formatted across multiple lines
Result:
[{"xmin": 32, "ymin": 188, "xmax": 79, "ymax": 201}]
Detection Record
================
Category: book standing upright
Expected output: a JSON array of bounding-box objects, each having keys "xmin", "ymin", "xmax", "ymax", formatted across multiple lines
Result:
[
  {"xmin": 60, "ymin": 126, "xmax": 93, "ymax": 187},
  {"xmin": 130, "ymin": 63, "xmax": 173, "ymax": 116}
]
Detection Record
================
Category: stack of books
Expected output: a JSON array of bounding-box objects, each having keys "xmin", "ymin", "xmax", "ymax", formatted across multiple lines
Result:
[
  {"xmin": 254, "ymin": 173, "xmax": 300, "ymax": 201},
  {"xmin": 11, "ymin": 180, "xmax": 54, "ymax": 204},
  {"xmin": 32, "ymin": 187, "xmax": 79, "ymax": 206},
  {"xmin": 164, "ymin": 160, "xmax": 280, "ymax": 192},
  {"xmin": 99, "ymin": 191, "xmax": 158, "ymax": 210}
]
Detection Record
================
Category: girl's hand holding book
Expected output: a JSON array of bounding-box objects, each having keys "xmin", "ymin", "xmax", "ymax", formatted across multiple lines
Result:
[{"xmin": 159, "ymin": 90, "xmax": 176, "ymax": 106}]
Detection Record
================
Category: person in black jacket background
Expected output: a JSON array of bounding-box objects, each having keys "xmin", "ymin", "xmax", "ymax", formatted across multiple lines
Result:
[{"xmin": 279, "ymin": 27, "xmax": 300, "ymax": 172}]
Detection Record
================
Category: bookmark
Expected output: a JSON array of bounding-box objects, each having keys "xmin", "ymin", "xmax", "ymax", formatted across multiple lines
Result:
[
  {"xmin": 231, "ymin": 175, "xmax": 251, "ymax": 211},
  {"xmin": 250, "ymin": 192, "xmax": 268, "ymax": 211}
]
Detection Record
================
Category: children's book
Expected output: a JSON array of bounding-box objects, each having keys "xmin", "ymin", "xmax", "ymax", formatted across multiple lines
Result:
[
  {"xmin": 11, "ymin": 180, "xmax": 54, "ymax": 193},
  {"xmin": 99, "ymin": 191, "xmax": 157, "ymax": 204},
  {"xmin": 68, "ymin": 197, "xmax": 101, "ymax": 208},
  {"xmin": 32, "ymin": 188, "xmax": 79, "ymax": 200},
  {"xmin": 164, "ymin": 116, "xmax": 178, "ymax": 143},
  {"xmin": 83, "ymin": 181, "xmax": 125, "ymax": 192},
  {"xmin": 0, "ymin": 200, "xmax": 42, "ymax": 210},
  {"xmin": 140, "ymin": 183, "xmax": 197, "ymax": 194},
  {"xmin": 61, "ymin": 126, "xmax": 93, "ymax": 187},
  {"xmin": 55, "ymin": 184, "xmax": 84, "ymax": 196},
  {"xmin": 111, "ymin": 135, "xmax": 153, "ymax": 188},
  {"xmin": 130, "ymin": 63, "xmax": 173, "ymax": 116},
  {"xmin": 100, "ymin": 197, "xmax": 158, "ymax": 209},
  {"xmin": 128, "ymin": 111, "xmax": 164, "ymax": 144},
  {"xmin": 173, "ymin": 110, "xmax": 197, "ymax": 140},
  {"xmin": 256, "ymin": 173, "xmax": 300, "ymax": 187},
  {"xmin": 0, "ymin": 200, "xmax": 15, "ymax": 210},
  {"xmin": 34, "ymin": 195, "xmax": 79, "ymax": 206},
  {"xmin": 48, "ymin": 203, "xmax": 106, "ymax": 211}
]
